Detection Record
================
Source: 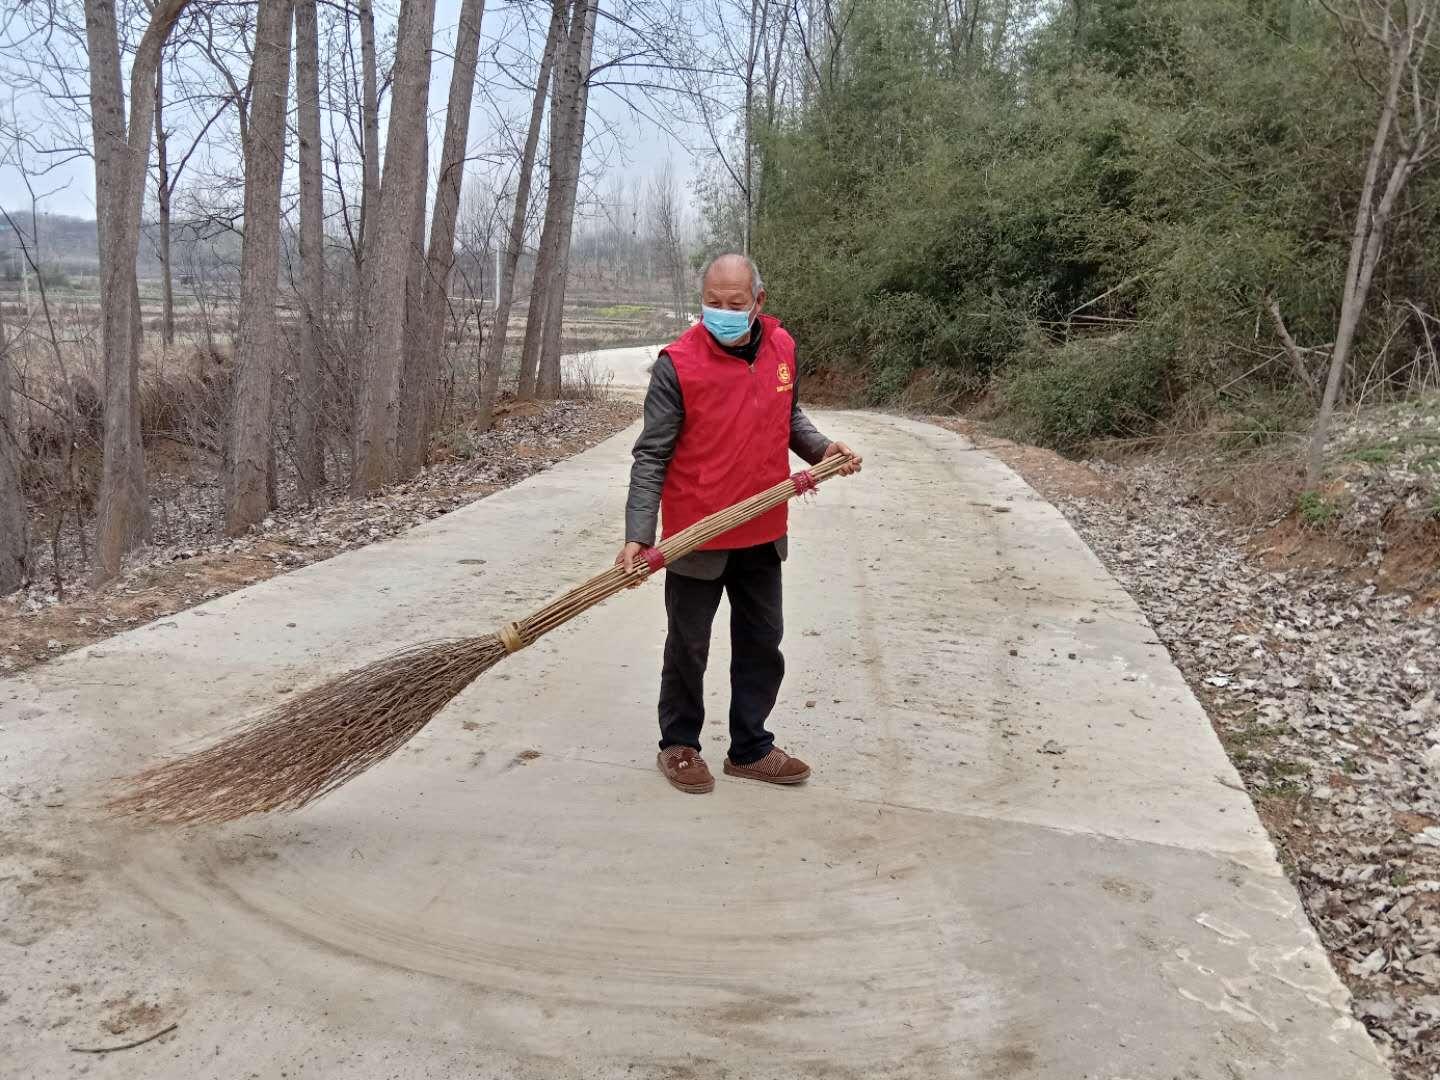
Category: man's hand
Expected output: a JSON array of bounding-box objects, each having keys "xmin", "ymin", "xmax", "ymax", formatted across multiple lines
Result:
[
  {"xmin": 823, "ymin": 441, "xmax": 863, "ymax": 476},
  {"xmin": 616, "ymin": 541, "xmax": 648, "ymax": 587}
]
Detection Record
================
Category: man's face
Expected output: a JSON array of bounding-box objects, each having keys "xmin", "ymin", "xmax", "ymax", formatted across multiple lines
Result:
[{"xmin": 702, "ymin": 260, "xmax": 766, "ymax": 316}]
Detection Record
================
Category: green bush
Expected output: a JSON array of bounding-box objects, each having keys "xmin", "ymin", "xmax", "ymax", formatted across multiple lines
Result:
[
  {"xmin": 996, "ymin": 333, "xmax": 1170, "ymax": 451},
  {"xmin": 1, "ymin": 260, "xmax": 71, "ymax": 288},
  {"xmin": 1346, "ymin": 446, "xmax": 1396, "ymax": 465},
  {"xmin": 1215, "ymin": 387, "xmax": 1311, "ymax": 449},
  {"xmin": 737, "ymin": 0, "xmax": 1414, "ymax": 435},
  {"xmin": 1297, "ymin": 490, "xmax": 1339, "ymax": 527}
]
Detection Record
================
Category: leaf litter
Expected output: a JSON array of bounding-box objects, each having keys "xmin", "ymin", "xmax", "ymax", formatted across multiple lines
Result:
[{"xmin": 1049, "ymin": 456, "xmax": 1440, "ymax": 1078}]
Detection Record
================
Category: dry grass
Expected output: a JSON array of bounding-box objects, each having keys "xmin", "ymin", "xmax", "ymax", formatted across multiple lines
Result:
[
  {"xmin": 1191, "ymin": 442, "xmax": 1308, "ymax": 522},
  {"xmin": 560, "ymin": 352, "xmax": 614, "ymax": 401}
]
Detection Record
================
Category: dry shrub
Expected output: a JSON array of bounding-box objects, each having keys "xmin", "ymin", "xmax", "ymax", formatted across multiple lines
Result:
[
  {"xmin": 1194, "ymin": 444, "xmax": 1307, "ymax": 523},
  {"xmin": 139, "ymin": 349, "xmax": 230, "ymax": 455},
  {"xmin": 892, "ymin": 367, "xmax": 983, "ymax": 414},
  {"xmin": 69, "ymin": 375, "xmax": 103, "ymax": 443},
  {"xmin": 22, "ymin": 440, "xmax": 101, "ymax": 518},
  {"xmin": 560, "ymin": 352, "xmax": 613, "ymax": 402},
  {"xmin": 19, "ymin": 372, "xmax": 102, "ymax": 520},
  {"xmin": 23, "ymin": 374, "xmax": 103, "ymax": 456},
  {"xmin": 23, "ymin": 347, "xmax": 231, "ymax": 467}
]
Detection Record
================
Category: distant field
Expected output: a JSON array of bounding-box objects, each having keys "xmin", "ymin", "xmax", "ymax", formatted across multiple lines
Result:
[{"xmin": 0, "ymin": 277, "xmax": 682, "ymax": 389}]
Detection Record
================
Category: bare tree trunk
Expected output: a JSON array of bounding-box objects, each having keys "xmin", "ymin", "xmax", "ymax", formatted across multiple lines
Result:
[
  {"xmin": 87, "ymin": 0, "xmax": 138, "ymax": 580},
  {"xmin": 295, "ymin": 0, "xmax": 325, "ymax": 500},
  {"xmin": 352, "ymin": 0, "xmax": 436, "ymax": 494},
  {"xmin": 357, "ymin": 0, "xmax": 382, "ymax": 264},
  {"xmin": 1264, "ymin": 294, "xmax": 1319, "ymax": 398},
  {"xmin": 742, "ymin": 0, "xmax": 772, "ymax": 255},
  {"xmin": 226, "ymin": 0, "xmax": 295, "ymax": 534},
  {"xmin": 650, "ymin": 164, "xmax": 688, "ymax": 326},
  {"xmin": 477, "ymin": 0, "xmax": 564, "ymax": 429},
  {"xmin": 398, "ymin": 126, "xmax": 430, "ymax": 473},
  {"xmin": 352, "ymin": 0, "xmax": 383, "ymax": 365},
  {"xmin": 517, "ymin": 0, "xmax": 586, "ymax": 400},
  {"xmin": 154, "ymin": 62, "xmax": 175, "ymax": 347},
  {"xmin": 758, "ymin": 6, "xmax": 791, "ymax": 223},
  {"xmin": 989, "ymin": 0, "xmax": 1010, "ymax": 66},
  {"xmin": 399, "ymin": 0, "xmax": 487, "ymax": 476},
  {"xmin": 0, "ymin": 310, "xmax": 27, "ymax": 594},
  {"xmin": 86, "ymin": 0, "xmax": 189, "ymax": 582},
  {"xmin": 965, "ymin": 0, "xmax": 983, "ymax": 58},
  {"xmin": 1306, "ymin": 34, "xmax": 1411, "ymax": 488},
  {"xmin": 533, "ymin": 0, "xmax": 598, "ymax": 400}
]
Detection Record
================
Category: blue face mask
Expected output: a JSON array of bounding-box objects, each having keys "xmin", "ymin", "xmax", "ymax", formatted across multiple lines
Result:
[{"xmin": 701, "ymin": 304, "xmax": 754, "ymax": 345}]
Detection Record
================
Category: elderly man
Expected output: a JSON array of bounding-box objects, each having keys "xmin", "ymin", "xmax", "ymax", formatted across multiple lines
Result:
[{"xmin": 618, "ymin": 253, "xmax": 861, "ymax": 794}]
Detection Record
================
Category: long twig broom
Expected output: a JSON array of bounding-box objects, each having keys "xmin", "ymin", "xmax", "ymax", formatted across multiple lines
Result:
[{"xmin": 110, "ymin": 454, "xmax": 857, "ymax": 824}]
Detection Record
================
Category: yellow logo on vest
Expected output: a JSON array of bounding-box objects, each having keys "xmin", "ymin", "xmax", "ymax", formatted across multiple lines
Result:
[{"xmin": 776, "ymin": 362, "xmax": 793, "ymax": 392}]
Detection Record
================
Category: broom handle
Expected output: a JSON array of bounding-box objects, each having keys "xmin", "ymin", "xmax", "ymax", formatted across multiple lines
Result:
[{"xmin": 497, "ymin": 453, "xmax": 855, "ymax": 653}]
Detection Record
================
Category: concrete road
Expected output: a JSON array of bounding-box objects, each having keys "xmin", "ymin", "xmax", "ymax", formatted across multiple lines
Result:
[
  {"xmin": 1, "ymin": 411, "xmax": 1384, "ymax": 1079},
  {"xmin": 565, "ymin": 343, "xmax": 661, "ymax": 396}
]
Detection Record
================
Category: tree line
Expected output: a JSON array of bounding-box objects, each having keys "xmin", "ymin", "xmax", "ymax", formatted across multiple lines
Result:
[
  {"xmin": 0, "ymin": 0, "xmax": 735, "ymax": 595},
  {"xmin": 700, "ymin": 0, "xmax": 1440, "ymax": 481},
  {"xmin": 10, "ymin": 0, "xmax": 1428, "ymax": 598}
]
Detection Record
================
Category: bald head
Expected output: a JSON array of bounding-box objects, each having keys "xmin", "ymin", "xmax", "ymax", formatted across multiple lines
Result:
[
  {"xmin": 702, "ymin": 253, "xmax": 762, "ymax": 296},
  {"xmin": 700, "ymin": 253, "xmax": 766, "ymax": 322}
]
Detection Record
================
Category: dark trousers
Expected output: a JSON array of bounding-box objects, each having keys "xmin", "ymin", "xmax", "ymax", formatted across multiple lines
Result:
[{"xmin": 658, "ymin": 543, "xmax": 784, "ymax": 766}]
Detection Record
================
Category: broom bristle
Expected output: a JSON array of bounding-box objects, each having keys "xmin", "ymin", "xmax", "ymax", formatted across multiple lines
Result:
[{"xmin": 109, "ymin": 634, "xmax": 509, "ymax": 824}]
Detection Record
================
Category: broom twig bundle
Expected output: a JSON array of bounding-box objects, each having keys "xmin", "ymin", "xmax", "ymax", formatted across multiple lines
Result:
[{"xmin": 112, "ymin": 454, "xmax": 857, "ymax": 824}]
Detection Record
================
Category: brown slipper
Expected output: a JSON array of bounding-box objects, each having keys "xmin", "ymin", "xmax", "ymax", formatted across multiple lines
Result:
[
  {"xmin": 657, "ymin": 747, "xmax": 715, "ymax": 794},
  {"xmin": 723, "ymin": 747, "xmax": 811, "ymax": 785}
]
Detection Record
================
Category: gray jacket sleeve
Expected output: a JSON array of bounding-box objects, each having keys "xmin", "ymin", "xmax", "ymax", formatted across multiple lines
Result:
[
  {"xmin": 789, "ymin": 372, "xmax": 831, "ymax": 465},
  {"xmin": 625, "ymin": 353, "xmax": 683, "ymax": 546}
]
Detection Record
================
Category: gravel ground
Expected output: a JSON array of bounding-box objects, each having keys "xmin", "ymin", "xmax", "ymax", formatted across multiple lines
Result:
[{"xmin": 1051, "ymin": 459, "xmax": 1439, "ymax": 1079}]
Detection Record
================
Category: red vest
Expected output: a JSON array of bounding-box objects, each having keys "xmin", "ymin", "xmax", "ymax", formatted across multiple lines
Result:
[{"xmin": 660, "ymin": 314, "xmax": 797, "ymax": 550}]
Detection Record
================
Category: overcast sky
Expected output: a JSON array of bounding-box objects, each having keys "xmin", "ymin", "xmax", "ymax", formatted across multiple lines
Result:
[{"xmin": 0, "ymin": 0, "xmax": 715, "ymax": 226}]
